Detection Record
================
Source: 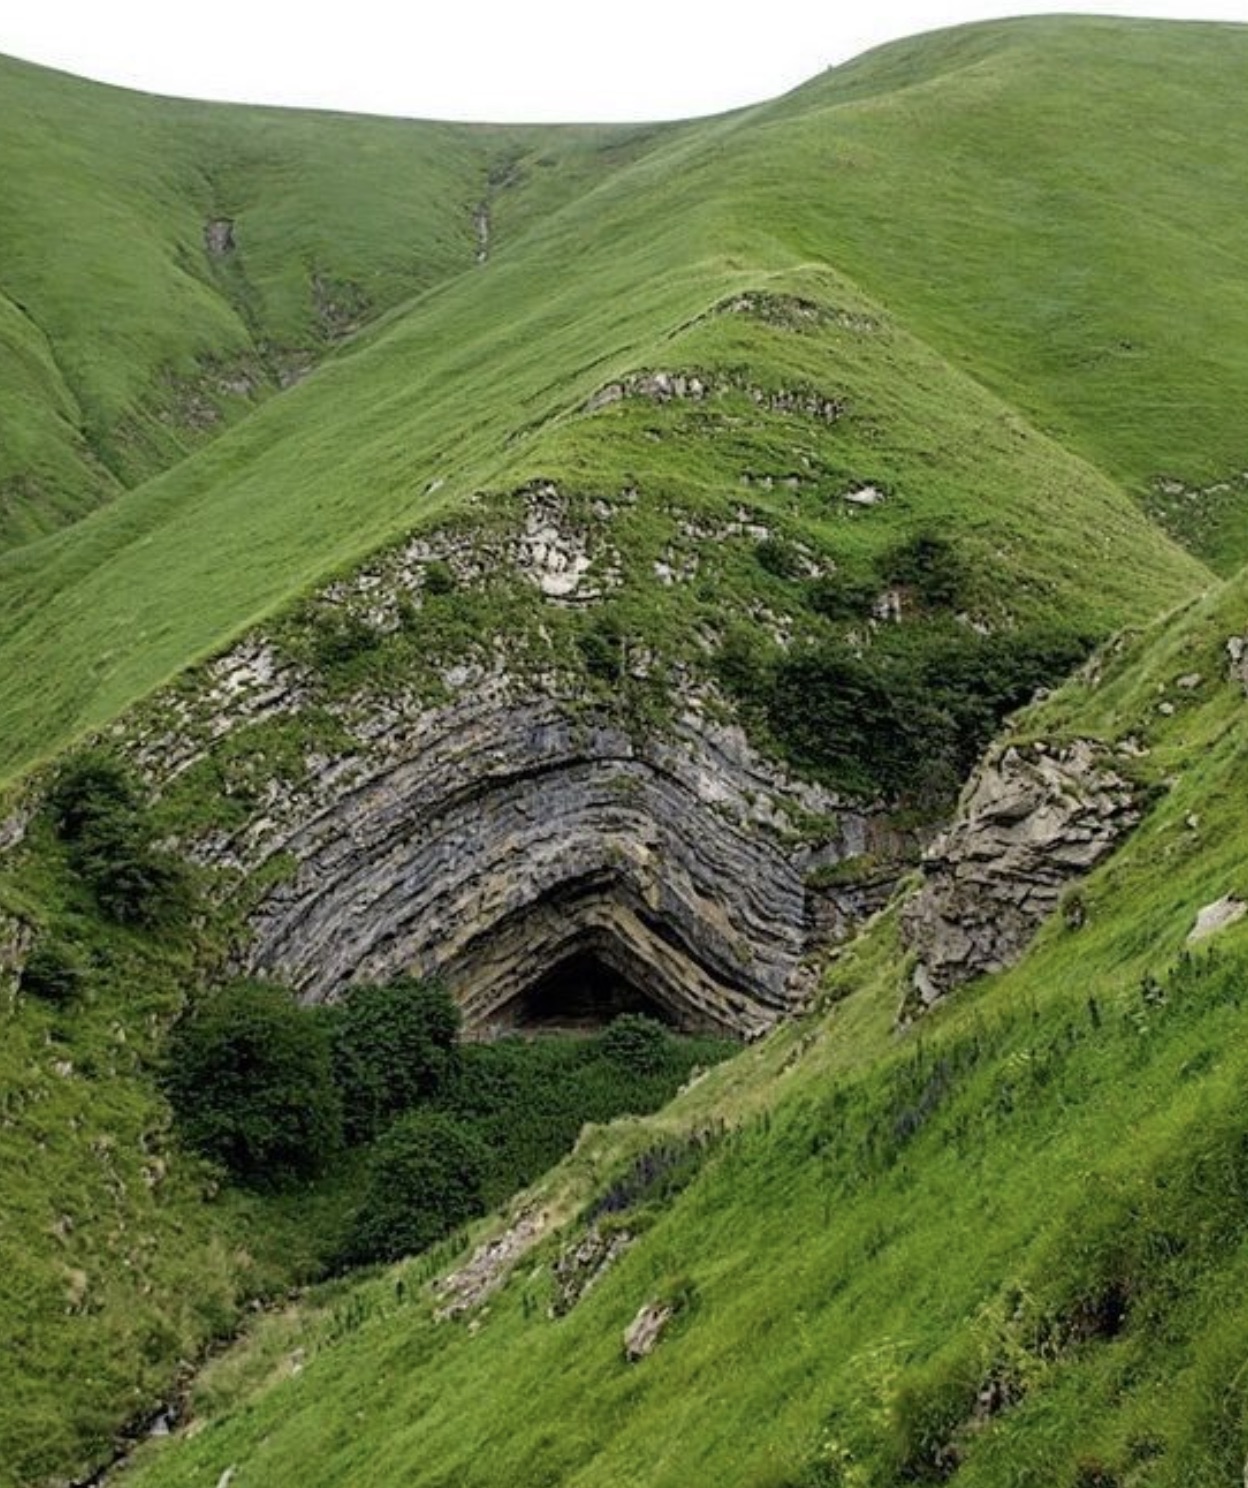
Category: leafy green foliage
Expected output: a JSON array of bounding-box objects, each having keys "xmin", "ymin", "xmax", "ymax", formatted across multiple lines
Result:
[
  {"xmin": 19, "ymin": 937, "xmax": 85, "ymax": 1006},
  {"xmin": 331, "ymin": 979, "xmax": 461, "ymax": 1144},
  {"xmin": 878, "ymin": 530, "xmax": 969, "ymax": 612},
  {"xmin": 577, "ymin": 612, "xmax": 628, "ymax": 683},
  {"xmin": 723, "ymin": 623, "xmax": 1090, "ymax": 804},
  {"xmin": 48, "ymin": 750, "xmax": 192, "ymax": 928},
  {"xmin": 422, "ymin": 560, "xmax": 456, "ymax": 596},
  {"xmin": 344, "ymin": 1110, "xmax": 488, "ymax": 1265},
  {"xmin": 47, "ymin": 751, "xmax": 138, "ymax": 839},
  {"xmin": 805, "ymin": 572, "xmax": 877, "ymax": 621},
  {"xmin": 311, "ymin": 613, "xmax": 382, "ymax": 670},
  {"xmin": 755, "ymin": 537, "xmax": 803, "ymax": 580},
  {"xmin": 166, "ymin": 982, "xmax": 343, "ymax": 1188},
  {"xmin": 600, "ymin": 1012, "xmax": 668, "ymax": 1074},
  {"xmin": 440, "ymin": 1023, "xmax": 735, "ymax": 1206}
]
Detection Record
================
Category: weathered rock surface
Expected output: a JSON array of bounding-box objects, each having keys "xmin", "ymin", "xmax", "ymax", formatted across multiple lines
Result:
[
  {"xmin": 550, "ymin": 1225, "xmax": 633, "ymax": 1316},
  {"xmin": 434, "ymin": 1209, "xmax": 549, "ymax": 1321},
  {"xmin": 585, "ymin": 368, "xmax": 844, "ymax": 423},
  {"xmin": 900, "ymin": 739, "xmax": 1141, "ymax": 1011},
  {"xmin": 216, "ymin": 675, "xmax": 890, "ymax": 1035},
  {"xmin": 1187, "ymin": 895, "xmax": 1247, "ymax": 945},
  {"xmin": 623, "ymin": 1300, "xmax": 673, "ymax": 1362}
]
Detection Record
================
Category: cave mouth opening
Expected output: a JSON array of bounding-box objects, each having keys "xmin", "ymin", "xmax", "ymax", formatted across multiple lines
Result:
[{"xmin": 493, "ymin": 949, "xmax": 678, "ymax": 1036}]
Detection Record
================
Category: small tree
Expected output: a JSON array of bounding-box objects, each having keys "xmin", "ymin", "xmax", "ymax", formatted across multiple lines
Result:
[
  {"xmin": 601, "ymin": 1012, "xmax": 669, "ymax": 1075},
  {"xmin": 166, "ymin": 980, "xmax": 342, "ymax": 1187},
  {"xmin": 332, "ymin": 978, "xmax": 461, "ymax": 1143},
  {"xmin": 345, "ymin": 1110, "xmax": 487, "ymax": 1264},
  {"xmin": 47, "ymin": 749, "xmax": 192, "ymax": 928}
]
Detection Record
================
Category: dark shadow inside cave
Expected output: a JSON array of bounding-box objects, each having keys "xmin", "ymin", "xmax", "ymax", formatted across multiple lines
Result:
[{"xmin": 495, "ymin": 949, "xmax": 677, "ymax": 1034}]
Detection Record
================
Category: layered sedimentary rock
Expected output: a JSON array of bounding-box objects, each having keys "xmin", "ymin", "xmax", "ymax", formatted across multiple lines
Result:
[
  {"xmin": 224, "ymin": 677, "xmax": 889, "ymax": 1035},
  {"xmin": 900, "ymin": 739, "xmax": 1140, "ymax": 1011}
]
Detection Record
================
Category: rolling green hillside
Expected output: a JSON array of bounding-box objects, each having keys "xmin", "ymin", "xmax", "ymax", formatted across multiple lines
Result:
[
  {"xmin": 118, "ymin": 554, "xmax": 1248, "ymax": 1488},
  {"xmin": 4, "ymin": 18, "xmax": 1241, "ymax": 782},
  {"xmin": 1, "ymin": 15, "xmax": 1247, "ymax": 1488},
  {"xmin": 0, "ymin": 51, "xmax": 665, "ymax": 544}
]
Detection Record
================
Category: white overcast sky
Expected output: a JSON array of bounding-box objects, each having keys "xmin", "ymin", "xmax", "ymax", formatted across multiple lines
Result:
[{"xmin": 2, "ymin": 2, "xmax": 1247, "ymax": 122}]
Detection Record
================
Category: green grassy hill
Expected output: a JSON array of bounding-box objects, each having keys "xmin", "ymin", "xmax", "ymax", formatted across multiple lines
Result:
[
  {"xmin": 6, "ymin": 18, "xmax": 1243, "ymax": 782},
  {"xmin": 1, "ymin": 15, "xmax": 1247, "ymax": 1488},
  {"xmin": 118, "ymin": 553, "xmax": 1248, "ymax": 1488},
  {"xmin": 0, "ymin": 51, "xmax": 663, "ymax": 545}
]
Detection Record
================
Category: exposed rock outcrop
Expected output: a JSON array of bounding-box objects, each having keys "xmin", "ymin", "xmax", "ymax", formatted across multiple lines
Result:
[
  {"xmin": 585, "ymin": 368, "xmax": 845, "ymax": 423},
  {"xmin": 1187, "ymin": 895, "xmax": 1246, "ymax": 945},
  {"xmin": 202, "ymin": 218, "xmax": 235, "ymax": 256},
  {"xmin": 900, "ymin": 739, "xmax": 1141, "ymax": 1012},
  {"xmin": 550, "ymin": 1225, "xmax": 633, "ymax": 1316},
  {"xmin": 434, "ymin": 1209, "xmax": 549, "ymax": 1321},
  {"xmin": 214, "ymin": 675, "xmax": 889, "ymax": 1035},
  {"xmin": 623, "ymin": 1300, "xmax": 673, "ymax": 1361}
]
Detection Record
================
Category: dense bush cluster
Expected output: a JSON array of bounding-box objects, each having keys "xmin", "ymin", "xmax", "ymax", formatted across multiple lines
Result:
[
  {"xmin": 344, "ymin": 1111, "xmax": 489, "ymax": 1265},
  {"xmin": 718, "ymin": 536, "xmax": 1088, "ymax": 805},
  {"xmin": 165, "ymin": 980, "xmax": 343, "ymax": 1187},
  {"xmin": 765, "ymin": 624, "xmax": 1089, "ymax": 803},
  {"xmin": 166, "ymin": 977, "xmax": 734, "ymax": 1263},
  {"xmin": 331, "ymin": 977, "xmax": 461, "ymax": 1144},
  {"xmin": 48, "ymin": 750, "xmax": 192, "ymax": 928}
]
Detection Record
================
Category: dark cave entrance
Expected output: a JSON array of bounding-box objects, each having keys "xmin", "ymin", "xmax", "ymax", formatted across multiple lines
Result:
[{"xmin": 496, "ymin": 949, "xmax": 677, "ymax": 1035}]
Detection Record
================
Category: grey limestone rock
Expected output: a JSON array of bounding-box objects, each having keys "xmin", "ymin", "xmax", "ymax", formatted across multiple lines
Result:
[{"xmin": 900, "ymin": 739, "xmax": 1140, "ymax": 1012}]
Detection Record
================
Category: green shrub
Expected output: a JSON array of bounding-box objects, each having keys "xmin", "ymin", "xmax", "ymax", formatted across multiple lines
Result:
[
  {"xmin": 806, "ymin": 572, "xmax": 877, "ymax": 621},
  {"xmin": 166, "ymin": 980, "xmax": 343, "ymax": 1187},
  {"xmin": 47, "ymin": 749, "xmax": 193, "ymax": 927},
  {"xmin": 601, "ymin": 1012, "xmax": 668, "ymax": 1075},
  {"xmin": 755, "ymin": 537, "xmax": 802, "ymax": 580},
  {"xmin": 20, "ymin": 938, "xmax": 85, "ymax": 1006},
  {"xmin": 313, "ymin": 611, "xmax": 381, "ymax": 668},
  {"xmin": 878, "ymin": 531, "xmax": 969, "ymax": 611},
  {"xmin": 47, "ymin": 750, "xmax": 138, "ymax": 840},
  {"xmin": 725, "ymin": 623, "xmax": 1089, "ymax": 807},
  {"xmin": 345, "ymin": 1110, "xmax": 488, "ymax": 1264},
  {"xmin": 422, "ymin": 559, "xmax": 456, "ymax": 595},
  {"xmin": 577, "ymin": 613, "xmax": 627, "ymax": 682},
  {"xmin": 332, "ymin": 978, "xmax": 461, "ymax": 1144}
]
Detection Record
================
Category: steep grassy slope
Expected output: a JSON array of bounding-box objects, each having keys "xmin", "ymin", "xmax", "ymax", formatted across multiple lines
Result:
[
  {"xmin": 0, "ymin": 52, "xmax": 662, "ymax": 543},
  {"xmin": 118, "ymin": 571, "xmax": 1248, "ymax": 1488},
  {"xmin": 0, "ymin": 39, "xmax": 1216, "ymax": 783},
  {"xmin": 742, "ymin": 16, "xmax": 1248, "ymax": 569}
]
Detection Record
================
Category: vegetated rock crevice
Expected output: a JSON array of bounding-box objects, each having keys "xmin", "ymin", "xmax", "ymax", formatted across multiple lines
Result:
[{"xmin": 900, "ymin": 738, "xmax": 1142, "ymax": 1014}]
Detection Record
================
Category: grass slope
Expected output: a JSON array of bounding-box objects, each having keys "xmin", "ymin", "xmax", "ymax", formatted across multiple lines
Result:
[
  {"xmin": 0, "ymin": 51, "xmax": 662, "ymax": 544},
  {"xmin": 744, "ymin": 16, "xmax": 1248, "ymax": 568},
  {"xmin": 0, "ymin": 57, "xmax": 1212, "ymax": 782},
  {"xmin": 117, "ymin": 568, "xmax": 1248, "ymax": 1488}
]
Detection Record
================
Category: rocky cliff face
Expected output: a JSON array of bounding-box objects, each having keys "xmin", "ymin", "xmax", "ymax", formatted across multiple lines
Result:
[
  {"xmin": 173, "ymin": 661, "xmax": 903, "ymax": 1037},
  {"xmin": 899, "ymin": 739, "xmax": 1141, "ymax": 1013}
]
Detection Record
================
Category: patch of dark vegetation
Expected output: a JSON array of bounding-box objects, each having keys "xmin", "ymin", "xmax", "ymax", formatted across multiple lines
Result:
[
  {"xmin": 331, "ymin": 977, "xmax": 461, "ymax": 1145},
  {"xmin": 165, "ymin": 979, "xmax": 733, "ymax": 1258},
  {"xmin": 805, "ymin": 571, "xmax": 877, "ymax": 621},
  {"xmin": 165, "ymin": 979, "xmax": 343, "ymax": 1189},
  {"xmin": 718, "ymin": 613, "xmax": 1091, "ymax": 806},
  {"xmin": 577, "ymin": 610, "xmax": 628, "ymax": 682},
  {"xmin": 584, "ymin": 1125, "xmax": 724, "ymax": 1224},
  {"xmin": 343, "ymin": 1110, "xmax": 489, "ymax": 1265},
  {"xmin": 48, "ymin": 751, "xmax": 193, "ymax": 928},
  {"xmin": 755, "ymin": 536, "xmax": 805, "ymax": 580},
  {"xmin": 19, "ymin": 936, "xmax": 86, "ymax": 1006},
  {"xmin": 311, "ymin": 611, "xmax": 384, "ymax": 670},
  {"xmin": 878, "ymin": 531, "xmax": 969, "ymax": 612}
]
